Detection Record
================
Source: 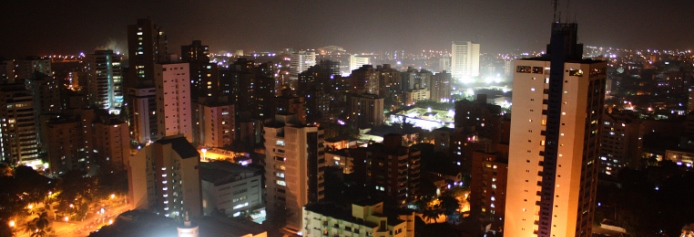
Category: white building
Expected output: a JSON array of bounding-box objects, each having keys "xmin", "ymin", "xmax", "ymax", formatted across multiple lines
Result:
[
  {"xmin": 155, "ymin": 63, "xmax": 193, "ymax": 143},
  {"xmin": 85, "ymin": 50, "xmax": 124, "ymax": 114},
  {"xmin": 302, "ymin": 200, "xmax": 415, "ymax": 237},
  {"xmin": 349, "ymin": 55, "xmax": 371, "ymax": 72},
  {"xmin": 290, "ymin": 51, "xmax": 316, "ymax": 79},
  {"xmin": 200, "ymin": 161, "xmax": 263, "ymax": 218},
  {"xmin": 450, "ymin": 41, "xmax": 480, "ymax": 81},
  {"xmin": 504, "ymin": 23, "xmax": 606, "ymax": 237},
  {"xmin": 128, "ymin": 136, "xmax": 202, "ymax": 218},
  {"xmin": 264, "ymin": 114, "xmax": 325, "ymax": 233},
  {"xmin": 128, "ymin": 87, "xmax": 157, "ymax": 145}
]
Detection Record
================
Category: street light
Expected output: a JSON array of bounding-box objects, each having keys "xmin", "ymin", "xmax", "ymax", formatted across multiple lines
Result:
[
  {"xmin": 8, "ymin": 220, "xmax": 15, "ymax": 228},
  {"xmin": 201, "ymin": 148, "xmax": 207, "ymax": 161},
  {"xmin": 64, "ymin": 216, "xmax": 69, "ymax": 222},
  {"xmin": 110, "ymin": 194, "xmax": 115, "ymax": 199}
]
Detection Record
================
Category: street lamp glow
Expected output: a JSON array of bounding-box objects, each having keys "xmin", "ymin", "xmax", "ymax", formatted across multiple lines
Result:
[
  {"xmin": 110, "ymin": 194, "xmax": 115, "ymax": 199},
  {"xmin": 8, "ymin": 220, "xmax": 15, "ymax": 228},
  {"xmin": 27, "ymin": 204, "xmax": 33, "ymax": 210},
  {"xmin": 64, "ymin": 216, "xmax": 69, "ymax": 222}
]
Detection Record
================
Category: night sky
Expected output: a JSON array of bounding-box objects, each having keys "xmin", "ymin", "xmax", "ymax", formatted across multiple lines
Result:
[{"xmin": 1, "ymin": 0, "xmax": 693, "ymax": 58}]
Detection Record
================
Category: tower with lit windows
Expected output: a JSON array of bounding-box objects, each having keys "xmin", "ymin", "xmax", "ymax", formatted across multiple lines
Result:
[
  {"xmin": 450, "ymin": 41, "xmax": 480, "ymax": 81},
  {"xmin": 504, "ymin": 22, "xmax": 606, "ymax": 237},
  {"xmin": 85, "ymin": 50, "xmax": 124, "ymax": 114}
]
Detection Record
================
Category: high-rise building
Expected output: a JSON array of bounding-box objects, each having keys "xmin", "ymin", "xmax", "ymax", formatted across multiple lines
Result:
[
  {"xmin": 349, "ymin": 65, "xmax": 379, "ymax": 95},
  {"xmin": 350, "ymin": 134, "xmax": 421, "ymax": 206},
  {"xmin": 93, "ymin": 115, "xmax": 130, "ymax": 172},
  {"xmin": 439, "ymin": 56, "xmax": 451, "ymax": 73},
  {"xmin": 155, "ymin": 63, "xmax": 193, "ymax": 143},
  {"xmin": 0, "ymin": 60, "xmax": 16, "ymax": 83},
  {"xmin": 429, "ymin": 72, "xmax": 452, "ymax": 102},
  {"xmin": 504, "ymin": 23, "xmax": 606, "ymax": 237},
  {"xmin": 470, "ymin": 146, "xmax": 508, "ymax": 231},
  {"xmin": 181, "ymin": 40, "xmax": 210, "ymax": 63},
  {"xmin": 192, "ymin": 102, "xmax": 235, "ymax": 148},
  {"xmin": 0, "ymin": 84, "xmax": 40, "ymax": 167},
  {"xmin": 349, "ymin": 55, "xmax": 371, "ymax": 72},
  {"xmin": 128, "ymin": 87, "xmax": 158, "ymax": 145},
  {"xmin": 45, "ymin": 109, "xmax": 96, "ymax": 175},
  {"xmin": 599, "ymin": 112, "xmax": 644, "ymax": 175},
  {"xmin": 128, "ymin": 136, "xmax": 202, "ymax": 218},
  {"xmin": 298, "ymin": 61, "xmax": 338, "ymax": 122},
  {"xmin": 348, "ymin": 94, "xmax": 384, "ymax": 128},
  {"xmin": 127, "ymin": 18, "xmax": 168, "ymax": 87},
  {"xmin": 85, "ymin": 50, "xmax": 124, "ymax": 114},
  {"xmin": 290, "ymin": 51, "xmax": 316, "ymax": 79},
  {"xmin": 264, "ymin": 115, "xmax": 325, "ymax": 233},
  {"xmin": 221, "ymin": 58, "xmax": 275, "ymax": 118},
  {"xmin": 15, "ymin": 58, "xmax": 51, "ymax": 83},
  {"xmin": 450, "ymin": 41, "xmax": 480, "ymax": 81}
]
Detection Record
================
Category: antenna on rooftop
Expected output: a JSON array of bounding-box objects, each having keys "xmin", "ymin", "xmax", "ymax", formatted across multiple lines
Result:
[{"xmin": 552, "ymin": 0, "xmax": 558, "ymax": 22}]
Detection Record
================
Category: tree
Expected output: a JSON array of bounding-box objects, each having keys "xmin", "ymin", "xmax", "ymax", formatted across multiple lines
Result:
[
  {"xmin": 439, "ymin": 195, "xmax": 460, "ymax": 217},
  {"xmin": 24, "ymin": 211, "xmax": 52, "ymax": 237},
  {"xmin": 422, "ymin": 209, "xmax": 442, "ymax": 223}
]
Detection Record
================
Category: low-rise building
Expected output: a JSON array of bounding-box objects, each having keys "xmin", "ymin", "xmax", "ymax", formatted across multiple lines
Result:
[
  {"xmin": 302, "ymin": 200, "xmax": 415, "ymax": 237},
  {"xmin": 200, "ymin": 161, "xmax": 263, "ymax": 218}
]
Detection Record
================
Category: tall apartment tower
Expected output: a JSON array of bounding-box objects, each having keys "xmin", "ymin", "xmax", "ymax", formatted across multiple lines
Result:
[
  {"xmin": 16, "ymin": 58, "xmax": 51, "ymax": 83},
  {"xmin": 85, "ymin": 50, "xmax": 124, "ymax": 114},
  {"xmin": 264, "ymin": 115, "xmax": 325, "ymax": 233},
  {"xmin": 128, "ymin": 87, "xmax": 158, "ymax": 145},
  {"xmin": 127, "ymin": 18, "xmax": 168, "ymax": 87},
  {"xmin": 349, "ymin": 55, "xmax": 371, "ymax": 72},
  {"xmin": 155, "ymin": 63, "xmax": 193, "ymax": 143},
  {"xmin": 289, "ymin": 51, "xmax": 316, "ymax": 79},
  {"xmin": 0, "ymin": 84, "xmax": 40, "ymax": 167},
  {"xmin": 181, "ymin": 40, "xmax": 210, "ymax": 63},
  {"xmin": 504, "ymin": 23, "xmax": 606, "ymax": 237},
  {"xmin": 450, "ymin": 41, "xmax": 480, "ymax": 80},
  {"xmin": 192, "ymin": 102, "xmax": 235, "ymax": 148},
  {"xmin": 128, "ymin": 136, "xmax": 202, "ymax": 218},
  {"xmin": 430, "ymin": 71, "xmax": 452, "ymax": 102}
]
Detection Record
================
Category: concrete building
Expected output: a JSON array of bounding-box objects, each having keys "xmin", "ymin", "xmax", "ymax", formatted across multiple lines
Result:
[
  {"xmin": 127, "ymin": 18, "xmax": 168, "ymax": 87},
  {"xmin": 155, "ymin": 63, "xmax": 193, "ymax": 143},
  {"xmin": 450, "ymin": 41, "xmax": 480, "ymax": 80},
  {"xmin": 128, "ymin": 136, "xmax": 202, "ymax": 218},
  {"xmin": 429, "ymin": 72, "xmax": 452, "ymax": 103},
  {"xmin": 302, "ymin": 200, "xmax": 415, "ymax": 237},
  {"xmin": 193, "ymin": 102, "xmax": 234, "ymax": 148},
  {"xmin": 349, "ymin": 55, "xmax": 371, "ymax": 72},
  {"xmin": 264, "ymin": 115, "xmax": 325, "ymax": 233},
  {"xmin": 93, "ymin": 115, "xmax": 130, "ymax": 171},
  {"xmin": 0, "ymin": 84, "xmax": 40, "ymax": 167},
  {"xmin": 290, "ymin": 51, "xmax": 316, "ymax": 79},
  {"xmin": 351, "ymin": 134, "xmax": 421, "ymax": 206},
  {"xmin": 85, "ymin": 50, "xmax": 124, "ymax": 114},
  {"xmin": 439, "ymin": 56, "xmax": 451, "ymax": 73},
  {"xmin": 504, "ymin": 23, "xmax": 606, "ymax": 237},
  {"xmin": 128, "ymin": 87, "xmax": 158, "ymax": 145},
  {"xmin": 350, "ymin": 65, "xmax": 380, "ymax": 95},
  {"xmin": 16, "ymin": 58, "xmax": 51, "ymax": 83},
  {"xmin": 404, "ymin": 89, "xmax": 429, "ymax": 106},
  {"xmin": 470, "ymin": 148, "xmax": 508, "ymax": 231},
  {"xmin": 600, "ymin": 112, "xmax": 644, "ymax": 175},
  {"xmin": 200, "ymin": 161, "xmax": 263, "ymax": 218},
  {"xmin": 45, "ymin": 117, "xmax": 85, "ymax": 174},
  {"xmin": 348, "ymin": 94, "xmax": 384, "ymax": 128},
  {"xmin": 181, "ymin": 40, "xmax": 210, "ymax": 63}
]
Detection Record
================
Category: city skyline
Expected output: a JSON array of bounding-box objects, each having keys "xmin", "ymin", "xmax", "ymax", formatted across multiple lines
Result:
[{"xmin": 2, "ymin": 0, "xmax": 694, "ymax": 57}]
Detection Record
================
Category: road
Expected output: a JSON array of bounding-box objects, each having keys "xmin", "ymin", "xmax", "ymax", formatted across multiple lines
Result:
[{"xmin": 15, "ymin": 200, "xmax": 131, "ymax": 237}]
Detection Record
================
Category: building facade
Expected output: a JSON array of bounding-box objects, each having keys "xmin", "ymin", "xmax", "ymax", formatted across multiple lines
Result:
[
  {"xmin": 0, "ymin": 84, "xmax": 40, "ymax": 167},
  {"xmin": 450, "ymin": 41, "xmax": 480, "ymax": 80},
  {"xmin": 504, "ymin": 23, "xmax": 606, "ymax": 237},
  {"xmin": 85, "ymin": 50, "xmax": 124, "ymax": 114},
  {"xmin": 302, "ymin": 200, "xmax": 415, "ymax": 237},
  {"xmin": 155, "ymin": 63, "xmax": 193, "ymax": 143}
]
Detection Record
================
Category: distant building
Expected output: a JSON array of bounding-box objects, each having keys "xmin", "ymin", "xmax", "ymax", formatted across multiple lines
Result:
[
  {"xmin": 181, "ymin": 40, "xmax": 210, "ymax": 63},
  {"xmin": 349, "ymin": 65, "xmax": 379, "ymax": 95},
  {"xmin": 128, "ymin": 136, "xmax": 202, "ymax": 218},
  {"xmin": 298, "ymin": 61, "xmax": 338, "ymax": 122},
  {"xmin": 429, "ymin": 72, "xmax": 452, "ymax": 102},
  {"xmin": 600, "ymin": 112, "xmax": 644, "ymax": 175},
  {"xmin": 127, "ymin": 18, "xmax": 168, "ymax": 87},
  {"xmin": 273, "ymin": 96, "xmax": 307, "ymax": 124},
  {"xmin": 351, "ymin": 134, "xmax": 421, "ymax": 206},
  {"xmin": 450, "ymin": 41, "xmax": 480, "ymax": 80},
  {"xmin": 200, "ymin": 161, "xmax": 263, "ymax": 218},
  {"xmin": 470, "ymin": 147, "xmax": 508, "ymax": 231},
  {"xmin": 192, "ymin": 102, "xmax": 235, "ymax": 148},
  {"xmin": 439, "ymin": 56, "xmax": 451, "ymax": 73},
  {"xmin": 264, "ymin": 115, "xmax": 325, "ymax": 232},
  {"xmin": 349, "ymin": 55, "xmax": 371, "ymax": 72},
  {"xmin": 15, "ymin": 58, "xmax": 51, "ymax": 83},
  {"xmin": 128, "ymin": 87, "xmax": 158, "ymax": 145},
  {"xmin": 348, "ymin": 94, "xmax": 384, "ymax": 128},
  {"xmin": 302, "ymin": 200, "xmax": 415, "ymax": 237},
  {"xmin": 290, "ymin": 51, "xmax": 316, "ymax": 79},
  {"xmin": 93, "ymin": 115, "xmax": 130, "ymax": 171},
  {"xmin": 404, "ymin": 88, "xmax": 429, "ymax": 106},
  {"xmin": 155, "ymin": 63, "xmax": 193, "ymax": 143},
  {"xmin": 85, "ymin": 50, "xmax": 124, "ymax": 114},
  {"xmin": 0, "ymin": 84, "xmax": 40, "ymax": 167}
]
